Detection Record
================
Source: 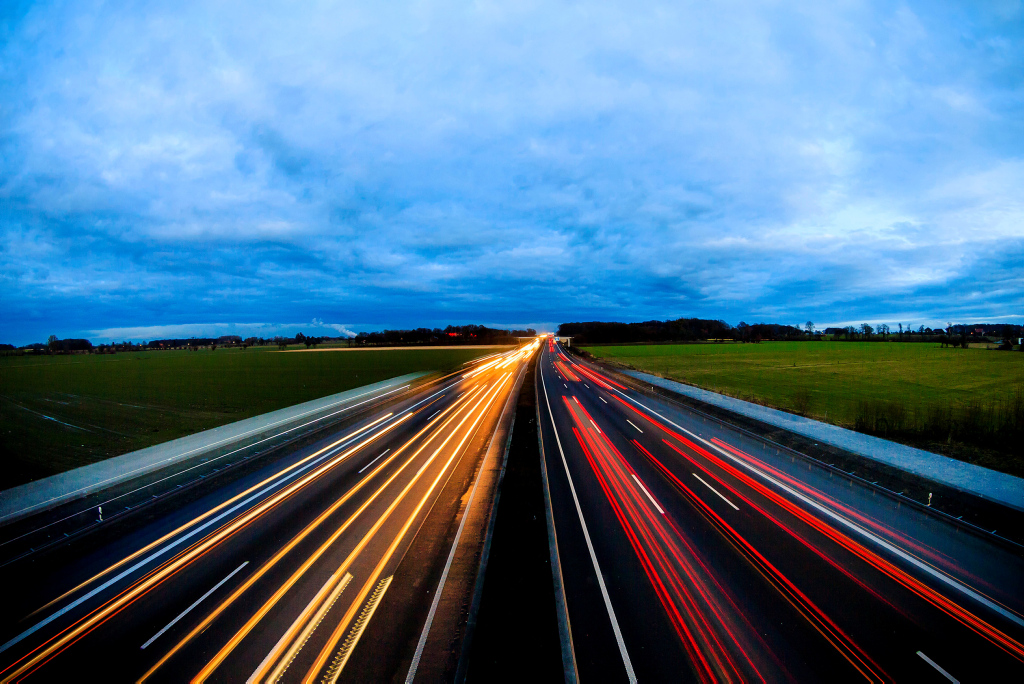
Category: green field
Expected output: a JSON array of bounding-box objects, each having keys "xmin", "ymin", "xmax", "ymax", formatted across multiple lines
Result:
[
  {"xmin": 585, "ymin": 342, "xmax": 1024, "ymax": 476},
  {"xmin": 0, "ymin": 346, "xmax": 505, "ymax": 490}
]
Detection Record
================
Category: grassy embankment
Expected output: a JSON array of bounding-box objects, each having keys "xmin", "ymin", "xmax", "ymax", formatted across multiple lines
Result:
[
  {"xmin": 585, "ymin": 342, "xmax": 1024, "ymax": 477},
  {"xmin": 0, "ymin": 346, "xmax": 506, "ymax": 490}
]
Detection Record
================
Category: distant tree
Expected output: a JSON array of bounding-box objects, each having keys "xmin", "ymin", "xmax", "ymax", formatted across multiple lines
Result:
[
  {"xmin": 878, "ymin": 324, "xmax": 889, "ymax": 340},
  {"xmin": 860, "ymin": 323, "xmax": 873, "ymax": 338},
  {"xmin": 805, "ymin": 321, "xmax": 814, "ymax": 336},
  {"xmin": 47, "ymin": 334, "xmax": 58, "ymax": 352},
  {"xmin": 1000, "ymin": 325, "xmax": 1016, "ymax": 349}
]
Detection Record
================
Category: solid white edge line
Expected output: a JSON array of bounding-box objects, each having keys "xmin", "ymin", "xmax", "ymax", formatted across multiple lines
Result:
[
  {"xmin": 141, "ymin": 561, "xmax": 248, "ymax": 649},
  {"xmin": 405, "ymin": 362, "xmax": 525, "ymax": 683},
  {"xmin": 358, "ymin": 449, "xmax": 391, "ymax": 474},
  {"xmin": 14, "ymin": 382, "xmax": 411, "ymax": 514},
  {"xmin": 6, "ymin": 378, "xmax": 458, "ymax": 553},
  {"xmin": 916, "ymin": 651, "xmax": 959, "ymax": 683},
  {"xmin": 631, "ymin": 474, "xmax": 664, "ymax": 514},
  {"xmin": 626, "ymin": 420, "xmax": 643, "ymax": 433},
  {"xmin": 692, "ymin": 473, "xmax": 739, "ymax": 511},
  {"xmin": 540, "ymin": 357, "xmax": 637, "ymax": 684},
  {"xmin": 4, "ymin": 384, "xmax": 412, "ymax": 549},
  {"xmin": 606, "ymin": 382, "xmax": 1024, "ymax": 630},
  {"xmin": 1, "ymin": 381, "xmax": 458, "ymax": 656}
]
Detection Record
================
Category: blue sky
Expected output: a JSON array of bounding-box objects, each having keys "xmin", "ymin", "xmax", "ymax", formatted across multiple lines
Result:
[{"xmin": 1, "ymin": 1, "xmax": 1022, "ymax": 344}]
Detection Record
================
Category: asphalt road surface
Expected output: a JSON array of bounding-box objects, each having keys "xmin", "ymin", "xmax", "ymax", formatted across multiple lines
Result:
[
  {"xmin": 538, "ymin": 340, "xmax": 1024, "ymax": 683},
  {"xmin": 0, "ymin": 343, "xmax": 537, "ymax": 683}
]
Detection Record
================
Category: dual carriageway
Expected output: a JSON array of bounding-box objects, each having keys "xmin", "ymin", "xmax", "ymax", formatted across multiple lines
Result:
[{"xmin": 1, "ymin": 337, "xmax": 1022, "ymax": 682}]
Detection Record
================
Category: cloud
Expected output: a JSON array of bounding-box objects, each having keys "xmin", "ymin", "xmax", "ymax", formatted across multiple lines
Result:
[
  {"xmin": 309, "ymin": 319, "xmax": 357, "ymax": 338},
  {"xmin": 1, "ymin": 1, "xmax": 1022, "ymax": 345},
  {"xmin": 89, "ymin": 319, "xmax": 358, "ymax": 343}
]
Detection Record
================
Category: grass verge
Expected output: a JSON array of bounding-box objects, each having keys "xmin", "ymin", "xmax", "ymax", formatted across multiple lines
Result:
[
  {"xmin": 0, "ymin": 346, "xmax": 507, "ymax": 489},
  {"xmin": 583, "ymin": 342, "xmax": 1024, "ymax": 477}
]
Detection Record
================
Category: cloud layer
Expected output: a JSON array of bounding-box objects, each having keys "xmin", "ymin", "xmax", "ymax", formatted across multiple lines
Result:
[{"xmin": 2, "ymin": 1, "xmax": 1022, "ymax": 343}]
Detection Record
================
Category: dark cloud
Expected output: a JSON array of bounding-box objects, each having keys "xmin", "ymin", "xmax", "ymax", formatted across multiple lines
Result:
[{"xmin": 1, "ymin": 1, "xmax": 1022, "ymax": 344}]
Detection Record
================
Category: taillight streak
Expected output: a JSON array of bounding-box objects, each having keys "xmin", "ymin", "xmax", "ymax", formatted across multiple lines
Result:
[
  {"xmin": 554, "ymin": 360, "xmax": 579, "ymax": 382},
  {"xmin": 562, "ymin": 398, "xmax": 765, "ymax": 682},
  {"xmin": 657, "ymin": 430, "xmax": 1024, "ymax": 662},
  {"xmin": 709, "ymin": 438, "xmax": 997, "ymax": 597}
]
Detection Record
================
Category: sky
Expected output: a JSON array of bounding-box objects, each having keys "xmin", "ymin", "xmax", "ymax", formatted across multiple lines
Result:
[{"xmin": 1, "ymin": 1, "xmax": 1022, "ymax": 344}]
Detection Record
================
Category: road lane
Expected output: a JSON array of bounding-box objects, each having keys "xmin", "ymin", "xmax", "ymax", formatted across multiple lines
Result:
[
  {"xmin": 0, "ymin": 342, "xmax": 538, "ymax": 683},
  {"xmin": 539, "ymin": 340, "xmax": 1024, "ymax": 682}
]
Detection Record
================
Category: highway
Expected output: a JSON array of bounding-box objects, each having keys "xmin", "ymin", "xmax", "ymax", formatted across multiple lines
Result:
[
  {"xmin": 538, "ymin": 340, "xmax": 1024, "ymax": 683},
  {"xmin": 0, "ymin": 342, "xmax": 538, "ymax": 683}
]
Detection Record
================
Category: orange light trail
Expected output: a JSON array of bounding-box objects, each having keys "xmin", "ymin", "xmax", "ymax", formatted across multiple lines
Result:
[
  {"xmin": 0, "ymin": 411, "xmax": 415, "ymax": 684},
  {"xmin": 301, "ymin": 373, "xmax": 513, "ymax": 683},
  {"xmin": 143, "ymin": 384, "xmax": 491, "ymax": 683}
]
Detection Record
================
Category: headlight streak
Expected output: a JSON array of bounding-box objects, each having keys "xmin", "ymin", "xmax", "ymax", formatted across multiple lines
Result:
[
  {"xmin": 0, "ymin": 350, "xmax": 528, "ymax": 683},
  {"xmin": 300, "ymin": 372, "xmax": 514, "ymax": 684},
  {"xmin": 463, "ymin": 348, "xmax": 523, "ymax": 378},
  {"xmin": 319, "ymin": 575, "xmax": 393, "ymax": 684},
  {"xmin": 196, "ymin": 360, "xmax": 524, "ymax": 682},
  {"xmin": 561, "ymin": 396, "xmax": 771, "ymax": 683},
  {"xmin": 142, "ymin": 383, "xmax": 491, "ymax": 683},
  {"xmin": 464, "ymin": 351, "xmax": 503, "ymax": 365},
  {"xmin": 0, "ymin": 410, "xmax": 417, "ymax": 684},
  {"xmin": 17, "ymin": 380, "xmax": 460, "ymax": 639},
  {"xmin": 0, "ymin": 383, "xmax": 416, "ymax": 564},
  {"xmin": 251, "ymin": 569, "xmax": 354, "ymax": 684},
  {"xmin": 18, "ymin": 410, "xmax": 396, "ymax": 626},
  {"xmin": 222, "ymin": 374, "xmax": 511, "ymax": 684}
]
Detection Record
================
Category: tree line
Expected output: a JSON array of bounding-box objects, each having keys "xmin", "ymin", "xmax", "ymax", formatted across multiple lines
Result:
[
  {"xmin": 351, "ymin": 324, "xmax": 537, "ymax": 346},
  {"xmin": 558, "ymin": 318, "xmax": 1024, "ymax": 348},
  {"xmin": 2, "ymin": 324, "xmax": 540, "ymax": 355}
]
